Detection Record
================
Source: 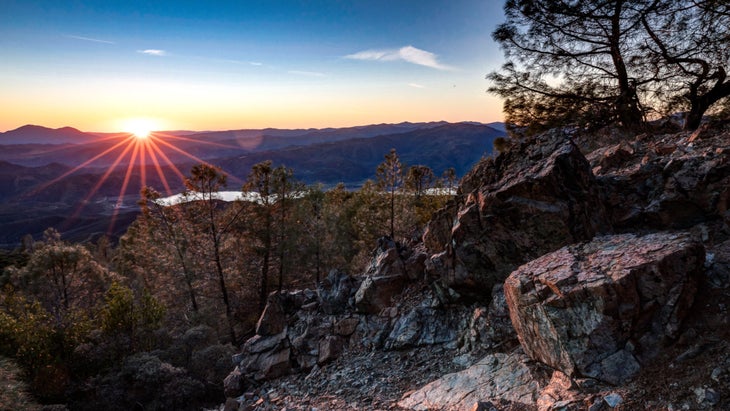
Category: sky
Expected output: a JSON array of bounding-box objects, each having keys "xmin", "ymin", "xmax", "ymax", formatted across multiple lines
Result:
[{"xmin": 0, "ymin": 1, "xmax": 506, "ymax": 132}]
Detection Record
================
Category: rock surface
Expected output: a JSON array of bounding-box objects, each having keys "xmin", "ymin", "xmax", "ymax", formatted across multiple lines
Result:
[
  {"xmin": 427, "ymin": 131, "xmax": 609, "ymax": 297},
  {"xmin": 385, "ymin": 306, "xmax": 463, "ymax": 350},
  {"xmin": 354, "ymin": 274, "xmax": 406, "ymax": 314},
  {"xmin": 317, "ymin": 270, "xmax": 359, "ymax": 315},
  {"xmin": 354, "ymin": 237, "xmax": 411, "ymax": 314},
  {"xmin": 592, "ymin": 129, "xmax": 730, "ymax": 229},
  {"xmin": 504, "ymin": 232, "xmax": 705, "ymax": 384},
  {"xmin": 398, "ymin": 350, "xmax": 551, "ymax": 410}
]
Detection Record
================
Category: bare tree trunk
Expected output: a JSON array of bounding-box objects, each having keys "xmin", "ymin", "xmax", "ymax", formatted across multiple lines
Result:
[
  {"xmin": 684, "ymin": 70, "xmax": 730, "ymax": 130},
  {"xmin": 610, "ymin": 0, "xmax": 644, "ymax": 129}
]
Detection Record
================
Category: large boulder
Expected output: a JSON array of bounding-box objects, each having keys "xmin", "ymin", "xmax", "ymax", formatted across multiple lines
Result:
[
  {"xmin": 231, "ymin": 290, "xmax": 321, "ymax": 382},
  {"xmin": 504, "ymin": 232, "xmax": 704, "ymax": 385},
  {"xmin": 398, "ymin": 350, "xmax": 551, "ymax": 410},
  {"xmin": 429, "ymin": 131, "xmax": 609, "ymax": 297}
]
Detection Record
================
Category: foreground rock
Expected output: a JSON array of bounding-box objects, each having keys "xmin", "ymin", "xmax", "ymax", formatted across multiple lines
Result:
[
  {"xmin": 398, "ymin": 350, "xmax": 551, "ymax": 410},
  {"xmin": 225, "ymin": 239, "xmax": 493, "ymax": 405},
  {"xmin": 504, "ymin": 232, "xmax": 705, "ymax": 385},
  {"xmin": 426, "ymin": 131, "xmax": 610, "ymax": 297}
]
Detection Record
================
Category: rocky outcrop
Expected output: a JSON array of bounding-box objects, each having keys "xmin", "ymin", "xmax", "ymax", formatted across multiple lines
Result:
[
  {"xmin": 355, "ymin": 237, "xmax": 410, "ymax": 314},
  {"xmin": 225, "ymin": 127, "xmax": 730, "ymax": 411},
  {"xmin": 592, "ymin": 129, "xmax": 730, "ymax": 229},
  {"xmin": 504, "ymin": 232, "xmax": 705, "ymax": 385},
  {"xmin": 227, "ymin": 290, "xmax": 319, "ymax": 390},
  {"xmin": 423, "ymin": 202, "xmax": 458, "ymax": 254},
  {"xmin": 234, "ymin": 290, "xmax": 486, "ymax": 382},
  {"xmin": 427, "ymin": 131, "xmax": 610, "ymax": 297},
  {"xmin": 226, "ymin": 256, "xmax": 482, "ymax": 397}
]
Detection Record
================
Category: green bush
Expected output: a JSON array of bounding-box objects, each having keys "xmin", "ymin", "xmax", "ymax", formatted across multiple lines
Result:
[
  {"xmin": 99, "ymin": 282, "xmax": 165, "ymax": 353},
  {"xmin": 0, "ymin": 287, "xmax": 90, "ymax": 400}
]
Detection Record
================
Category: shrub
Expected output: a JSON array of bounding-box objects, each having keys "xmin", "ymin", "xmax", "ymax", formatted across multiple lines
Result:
[{"xmin": 99, "ymin": 282, "xmax": 165, "ymax": 353}]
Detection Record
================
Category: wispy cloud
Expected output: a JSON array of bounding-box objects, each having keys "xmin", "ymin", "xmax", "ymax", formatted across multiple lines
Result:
[
  {"xmin": 65, "ymin": 35, "xmax": 115, "ymax": 44},
  {"xmin": 214, "ymin": 58, "xmax": 263, "ymax": 66},
  {"xmin": 288, "ymin": 70, "xmax": 326, "ymax": 77},
  {"xmin": 408, "ymin": 83, "xmax": 426, "ymax": 88},
  {"xmin": 138, "ymin": 49, "xmax": 167, "ymax": 56},
  {"xmin": 345, "ymin": 45, "xmax": 454, "ymax": 71}
]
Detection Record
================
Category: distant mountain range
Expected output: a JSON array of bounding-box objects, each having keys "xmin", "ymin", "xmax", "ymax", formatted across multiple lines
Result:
[
  {"xmin": 0, "ymin": 121, "xmax": 505, "ymax": 246},
  {"xmin": 0, "ymin": 125, "xmax": 99, "ymax": 144}
]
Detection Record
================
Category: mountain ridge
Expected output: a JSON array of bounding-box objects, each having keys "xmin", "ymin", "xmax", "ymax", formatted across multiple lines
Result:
[{"xmin": 0, "ymin": 124, "xmax": 95, "ymax": 145}]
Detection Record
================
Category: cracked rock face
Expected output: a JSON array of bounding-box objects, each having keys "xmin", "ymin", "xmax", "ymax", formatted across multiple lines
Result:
[
  {"xmin": 504, "ymin": 232, "xmax": 705, "ymax": 385},
  {"xmin": 593, "ymin": 129, "xmax": 730, "ymax": 230},
  {"xmin": 428, "ymin": 131, "xmax": 610, "ymax": 298}
]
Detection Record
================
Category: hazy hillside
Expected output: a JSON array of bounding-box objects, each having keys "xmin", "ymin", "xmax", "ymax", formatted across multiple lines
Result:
[
  {"xmin": 218, "ymin": 122, "xmax": 503, "ymax": 186},
  {"xmin": 0, "ymin": 125, "xmax": 97, "ymax": 145},
  {"xmin": 0, "ymin": 121, "xmax": 457, "ymax": 168}
]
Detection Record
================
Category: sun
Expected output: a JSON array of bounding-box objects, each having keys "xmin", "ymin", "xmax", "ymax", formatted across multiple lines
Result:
[
  {"xmin": 121, "ymin": 117, "xmax": 160, "ymax": 139},
  {"xmin": 131, "ymin": 127, "xmax": 151, "ymax": 139}
]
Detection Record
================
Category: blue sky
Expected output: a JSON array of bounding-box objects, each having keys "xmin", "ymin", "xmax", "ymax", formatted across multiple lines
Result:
[{"xmin": 0, "ymin": 0, "xmax": 506, "ymax": 131}]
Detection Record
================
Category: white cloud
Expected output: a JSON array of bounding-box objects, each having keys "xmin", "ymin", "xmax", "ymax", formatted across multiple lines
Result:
[
  {"xmin": 65, "ymin": 35, "xmax": 115, "ymax": 44},
  {"xmin": 346, "ymin": 49, "xmax": 399, "ymax": 62},
  {"xmin": 214, "ymin": 58, "xmax": 263, "ymax": 66},
  {"xmin": 408, "ymin": 83, "xmax": 426, "ymax": 88},
  {"xmin": 138, "ymin": 49, "xmax": 167, "ymax": 56},
  {"xmin": 288, "ymin": 70, "xmax": 326, "ymax": 77},
  {"xmin": 345, "ymin": 45, "xmax": 454, "ymax": 71}
]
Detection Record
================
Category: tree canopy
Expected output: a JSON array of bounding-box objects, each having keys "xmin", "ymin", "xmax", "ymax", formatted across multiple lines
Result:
[{"xmin": 489, "ymin": 0, "xmax": 730, "ymax": 133}]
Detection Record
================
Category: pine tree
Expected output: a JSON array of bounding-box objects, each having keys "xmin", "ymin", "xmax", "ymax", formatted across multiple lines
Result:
[{"xmin": 376, "ymin": 149, "xmax": 403, "ymax": 239}]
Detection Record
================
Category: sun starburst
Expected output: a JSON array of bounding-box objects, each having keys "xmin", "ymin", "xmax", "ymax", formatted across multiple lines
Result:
[
  {"xmin": 24, "ymin": 120, "xmax": 243, "ymax": 237},
  {"xmin": 122, "ymin": 117, "xmax": 157, "ymax": 139}
]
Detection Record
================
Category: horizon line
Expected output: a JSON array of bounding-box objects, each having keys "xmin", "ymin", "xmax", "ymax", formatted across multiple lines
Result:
[{"xmin": 1, "ymin": 119, "xmax": 506, "ymax": 134}]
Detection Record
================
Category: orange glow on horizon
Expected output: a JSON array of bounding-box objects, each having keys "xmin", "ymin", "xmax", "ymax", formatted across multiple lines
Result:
[
  {"xmin": 21, "ymin": 129, "xmax": 242, "ymax": 237},
  {"xmin": 0, "ymin": 88, "xmax": 504, "ymax": 133},
  {"xmin": 119, "ymin": 117, "xmax": 161, "ymax": 140}
]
